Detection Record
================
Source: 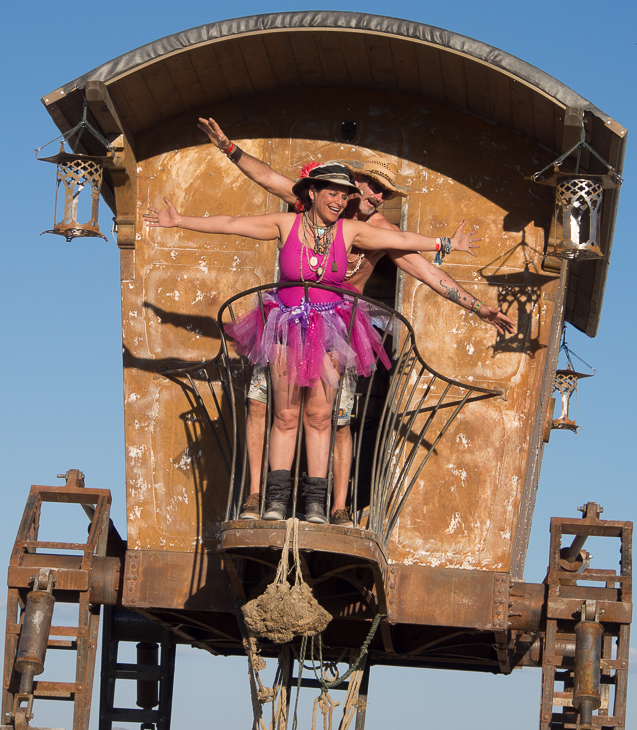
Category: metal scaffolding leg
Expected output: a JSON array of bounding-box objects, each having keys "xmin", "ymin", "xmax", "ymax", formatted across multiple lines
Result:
[
  {"xmin": 98, "ymin": 606, "xmax": 176, "ymax": 730},
  {"xmin": 2, "ymin": 473, "xmax": 112, "ymax": 730},
  {"xmin": 539, "ymin": 502, "xmax": 632, "ymax": 730}
]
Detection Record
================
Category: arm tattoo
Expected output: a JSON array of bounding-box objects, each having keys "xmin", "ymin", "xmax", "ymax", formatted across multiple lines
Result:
[{"xmin": 440, "ymin": 280, "xmax": 462, "ymax": 305}]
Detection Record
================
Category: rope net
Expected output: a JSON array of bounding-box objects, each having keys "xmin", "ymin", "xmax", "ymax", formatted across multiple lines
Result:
[{"xmin": 239, "ymin": 519, "xmax": 375, "ymax": 730}]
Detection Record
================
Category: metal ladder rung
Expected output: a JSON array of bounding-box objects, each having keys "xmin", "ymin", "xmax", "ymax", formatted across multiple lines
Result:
[
  {"xmin": 104, "ymin": 663, "xmax": 164, "ymax": 681},
  {"xmin": 48, "ymin": 624, "xmax": 87, "ymax": 637},
  {"xmin": 15, "ymin": 541, "xmax": 94, "ymax": 552},
  {"xmin": 47, "ymin": 639, "xmax": 77, "ymax": 649},
  {"xmin": 32, "ymin": 682, "xmax": 79, "ymax": 700},
  {"xmin": 102, "ymin": 707, "xmax": 161, "ymax": 722}
]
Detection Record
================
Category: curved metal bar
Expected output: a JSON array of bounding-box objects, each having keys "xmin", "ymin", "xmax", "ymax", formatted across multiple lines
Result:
[
  {"xmin": 383, "ymin": 368, "xmax": 436, "ymax": 514},
  {"xmin": 162, "ymin": 281, "xmax": 501, "ymax": 543},
  {"xmin": 376, "ymin": 351, "xmax": 424, "ymax": 498},
  {"xmin": 217, "ymin": 281, "xmax": 497, "ymax": 396},
  {"xmin": 351, "ymin": 311, "xmax": 397, "ymax": 526},
  {"xmin": 383, "ymin": 386, "xmax": 474, "ymax": 544}
]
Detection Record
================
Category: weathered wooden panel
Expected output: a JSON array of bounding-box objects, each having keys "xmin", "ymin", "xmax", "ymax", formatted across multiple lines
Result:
[
  {"xmin": 120, "ymin": 88, "xmax": 561, "ymax": 578},
  {"xmin": 124, "ymin": 127, "xmax": 278, "ymax": 552}
]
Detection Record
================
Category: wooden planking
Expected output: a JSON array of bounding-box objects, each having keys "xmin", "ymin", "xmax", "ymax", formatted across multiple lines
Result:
[
  {"xmin": 188, "ymin": 45, "xmax": 234, "ymax": 108},
  {"xmin": 532, "ymin": 93, "xmax": 560, "ymax": 154},
  {"xmin": 570, "ymin": 261, "xmax": 598, "ymax": 334},
  {"xmin": 510, "ymin": 77, "xmax": 536, "ymax": 140},
  {"xmin": 365, "ymin": 34, "xmax": 398, "ymax": 91},
  {"xmin": 414, "ymin": 43, "xmax": 445, "ymax": 101},
  {"xmin": 211, "ymin": 39, "xmax": 256, "ymax": 99},
  {"xmin": 313, "ymin": 31, "xmax": 351, "ymax": 88},
  {"xmin": 486, "ymin": 65, "xmax": 513, "ymax": 131},
  {"xmin": 438, "ymin": 46, "xmax": 469, "ymax": 110},
  {"xmin": 261, "ymin": 32, "xmax": 303, "ymax": 89},
  {"xmin": 164, "ymin": 51, "xmax": 208, "ymax": 115},
  {"xmin": 107, "ymin": 82, "xmax": 140, "ymax": 136},
  {"xmin": 236, "ymin": 35, "xmax": 279, "ymax": 95},
  {"xmin": 287, "ymin": 31, "xmax": 326, "ymax": 88},
  {"xmin": 338, "ymin": 31, "xmax": 375, "ymax": 89},
  {"xmin": 389, "ymin": 38, "xmax": 422, "ymax": 95},
  {"xmin": 114, "ymin": 73, "xmax": 164, "ymax": 135},
  {"xmin": 463, "ymin": 57, "xmax": 492, "ymax": 122},
  {"xmin": 142, "ymin": 59, "xmax": 184, "ymax": 122}
]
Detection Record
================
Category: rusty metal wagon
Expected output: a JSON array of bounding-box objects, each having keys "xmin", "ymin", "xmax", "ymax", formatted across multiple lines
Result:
[{"xmin": 2, "ymin": 12, "xmax": 630, "ymax": 730}]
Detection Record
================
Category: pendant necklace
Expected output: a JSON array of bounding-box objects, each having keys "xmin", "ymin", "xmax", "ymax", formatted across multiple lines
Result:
[
  {"xmin": 305, "ymin": 212, "xmax": 334, "ymax": 257},
  {"xmin": 301, "ymin": 213, "xmax": 335, "ymax": 282}
]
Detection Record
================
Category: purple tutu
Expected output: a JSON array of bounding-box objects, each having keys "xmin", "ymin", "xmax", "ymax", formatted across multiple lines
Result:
[{"xmin": 225, "ymin": 290, "xmax": 391, "ymax": 389}]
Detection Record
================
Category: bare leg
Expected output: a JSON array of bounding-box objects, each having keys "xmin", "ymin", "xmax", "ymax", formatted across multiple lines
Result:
[
  {"xmin": 268, "ymin": 360, "xmax": 301, "ymax": 471},
  {"xmin": 246, "ymin": 398, "xmax": 267, "ymax": 496},
  {"xmin": 303, "ymin": 378, "xmax": 337, "ymax": 478},
  {"xmin": 331, "ymin": 424, "xmax": 352, "ymax": 513}
]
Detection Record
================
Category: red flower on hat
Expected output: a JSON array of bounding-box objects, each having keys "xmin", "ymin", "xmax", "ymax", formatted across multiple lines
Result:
[{"xmin": 298, "ymin": 161, "xmax": 320, "ymax": 178}]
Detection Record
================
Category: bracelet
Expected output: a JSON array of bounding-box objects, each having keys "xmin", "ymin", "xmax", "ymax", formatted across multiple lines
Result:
[
  {"xmin": 434, "ymin": 237, "xmax": 451, "ymax": 265},
  {"xmin": 227, "ymin": 144, "xmax": 243, "ymax": 164},
  {"xmin": 223, "ymin": 142, "xmax": 235, "ymax": 155},
  {"xmin": 472, "ymin": 300, "xmax": 483, "ymax": 314}
]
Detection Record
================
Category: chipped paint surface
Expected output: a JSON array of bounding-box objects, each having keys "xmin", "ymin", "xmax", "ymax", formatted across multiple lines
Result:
[{"xmin": 119, "ymin": 91, "xmax": 560, "ymax": 574}]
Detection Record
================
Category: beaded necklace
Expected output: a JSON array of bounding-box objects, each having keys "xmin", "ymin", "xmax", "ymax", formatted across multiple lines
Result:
[
  {"xmin": 345, "ymin": 215, "xmax": 370, "ymax": 281},
  {"xmin": 301, "ymin": 212, "xmax": 337, "ymax": 282},
  {"xmin": 345, "ymin": 250, "xmax": 365, "ymax": 281}
]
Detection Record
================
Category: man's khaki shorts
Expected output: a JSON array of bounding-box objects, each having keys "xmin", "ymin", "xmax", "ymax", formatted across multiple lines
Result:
[{"xmin": 247, "ymin": 365, "xmax": 356, "ymax": 426}]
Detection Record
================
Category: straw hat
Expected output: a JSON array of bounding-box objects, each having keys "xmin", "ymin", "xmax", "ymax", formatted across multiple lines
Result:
[
  {"xmin": 335, "ymin": 159, "xmax": 409, "ymax": 199},
  {"xmin": 291, "ymin": 162, "xmax": 362, "ymax": 198}
]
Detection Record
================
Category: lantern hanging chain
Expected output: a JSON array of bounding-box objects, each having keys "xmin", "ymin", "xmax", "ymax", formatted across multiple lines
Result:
[
  {"xmin": 559, "ymin": 326, "xmax": 597, "ymax": 375},
  {"xmin": 532, "ymin": 125, "xmax": 623, "ymax": 185},
  {"xmin": 35, "ymin": 96, "xmax": 116, "ymax": 159}
]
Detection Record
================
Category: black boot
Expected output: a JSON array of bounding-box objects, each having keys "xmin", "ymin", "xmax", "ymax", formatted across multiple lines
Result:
[
  {"xmin": 303, "ymin": 474, "xmax": 328, "ymax": 524},
  {"xmin": 263, "ymin": 470, "xmax": 292, "ymax": 521}
]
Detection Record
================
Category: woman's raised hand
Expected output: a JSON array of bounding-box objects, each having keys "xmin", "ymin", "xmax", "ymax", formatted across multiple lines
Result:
[{"xmin": 144, "ymin": 198, "xmax": 181, "ymax": 228}]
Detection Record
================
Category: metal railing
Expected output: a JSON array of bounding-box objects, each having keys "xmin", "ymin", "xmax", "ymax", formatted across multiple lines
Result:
[{"xmin": 165, "ymin": 282, "xmax": 499, "ymax": 548}]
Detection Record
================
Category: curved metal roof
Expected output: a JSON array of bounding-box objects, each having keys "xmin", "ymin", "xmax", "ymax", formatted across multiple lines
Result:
[
  {"xmin": 41, "ymin": 12, "xmax": 627, "ymax": 336},
  {"xmin": 42, "ymin": 11, "xmax": 625, "ymax": 150}
]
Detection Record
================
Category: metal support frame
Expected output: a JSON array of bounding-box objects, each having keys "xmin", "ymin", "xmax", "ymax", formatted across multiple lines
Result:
[
  {"xmin": 2, "ymin": 471, "xmax": 111, "ymax": 730},
  {"xmin": 539, "ymin": 502, "xmax": 632, "ymax": 729},
  {"xmin": 98, "ymin": 606, "xmax": 176, "ymax": 730}
]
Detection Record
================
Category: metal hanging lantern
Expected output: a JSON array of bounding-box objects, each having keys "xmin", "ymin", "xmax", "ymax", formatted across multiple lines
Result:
[
  {"xmin": 553, "ymin": 176, "xmax": 604, "ymax": 260},
  {"xmin": 552, "ymin": 365, "xmax": 591, "ymax": 432},
  {"xmin": 39, "ymin": 145, "xmax": 108, "ymax": 242},
  {"xmin": 36, "ymin": 99, "xmax": 115, "ymax": 242},
  {"xmin": 551, "ymin": 329, "xmax": 594, "ymax": 433},
  {"xmin": 533, "ymin": 126, "xmax": 622, "ymax": 261}
]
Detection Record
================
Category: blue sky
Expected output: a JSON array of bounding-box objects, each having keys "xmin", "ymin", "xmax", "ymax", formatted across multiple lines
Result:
[{"xmin": 2, "ymin": 1, "xmax": 636, "ymax": 728}]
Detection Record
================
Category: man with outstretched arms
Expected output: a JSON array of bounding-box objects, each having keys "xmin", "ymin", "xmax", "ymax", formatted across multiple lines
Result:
[{"xmin": 198, "ymin": 118, "xmax": 515, "ymax": 525}]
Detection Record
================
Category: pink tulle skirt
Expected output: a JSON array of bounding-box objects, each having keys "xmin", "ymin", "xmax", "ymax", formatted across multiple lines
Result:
[{"xmin": 225, "ymin": 291, "xmax": 391, "ymax": 389}]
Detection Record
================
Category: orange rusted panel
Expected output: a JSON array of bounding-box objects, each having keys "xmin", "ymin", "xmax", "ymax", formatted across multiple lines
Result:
[{"xmin": 121, "ymin": 87, "xmax": 559, "ymax": 589}]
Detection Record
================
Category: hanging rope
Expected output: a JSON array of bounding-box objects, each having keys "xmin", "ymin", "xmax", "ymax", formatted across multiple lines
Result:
[
  {"xmin": 299, "ymin": 611, "xmax": 384, "ymax": 730},
  {"xmin": 238, "ymin": 518, "xmax": 384, "ymax": 730},
  {"xmin": 242, "ymin": 519, "xmax": 332, "ymax": 643},
  {"xmin": 237, "ymin": 605, "xmax": 291, "ymax": 730}
]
